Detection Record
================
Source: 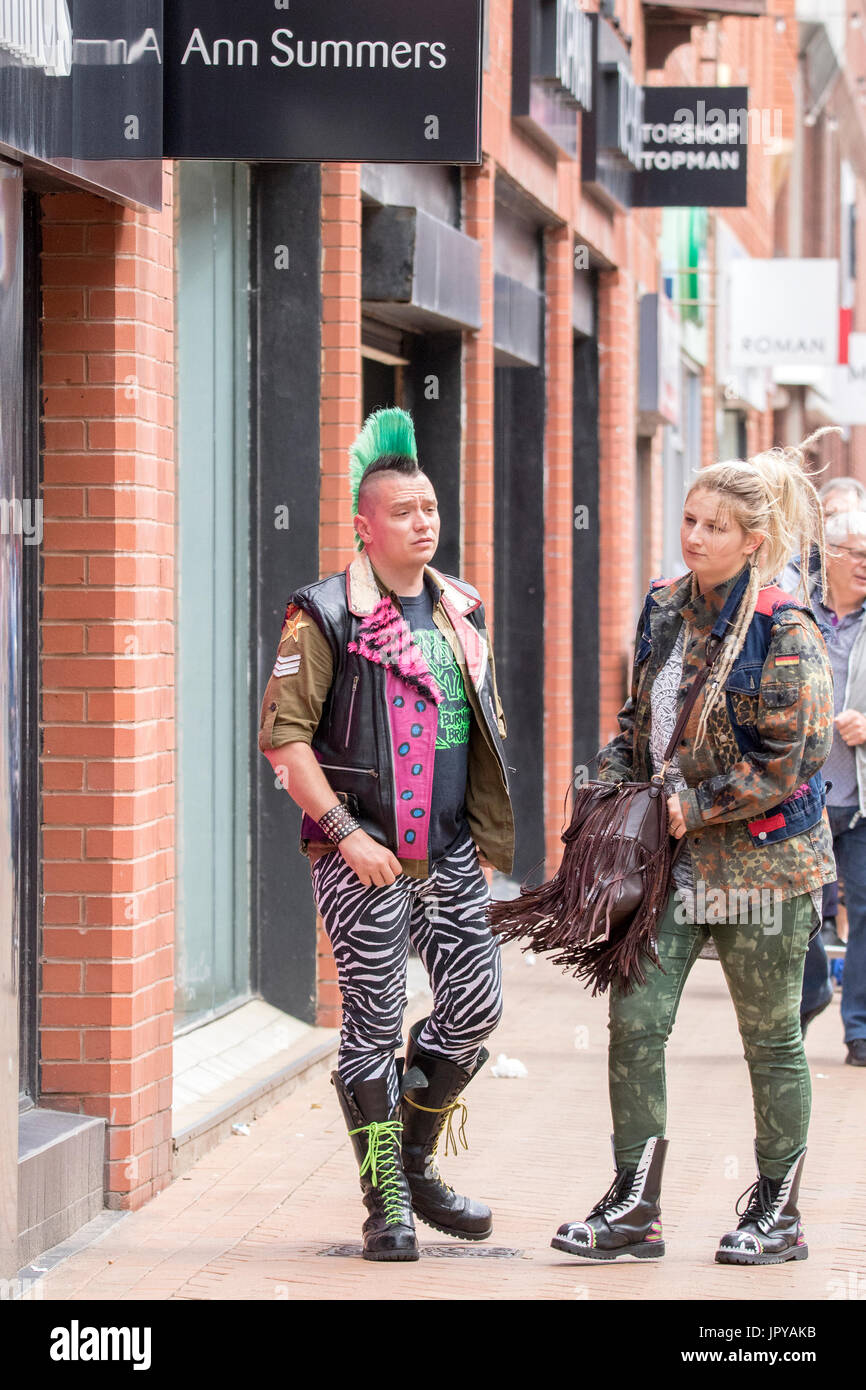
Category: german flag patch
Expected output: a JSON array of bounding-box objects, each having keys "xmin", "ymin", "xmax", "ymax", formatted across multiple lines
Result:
[{"xmin": 774, "ymin": 654, "xmax": 800, "ymax": 667}]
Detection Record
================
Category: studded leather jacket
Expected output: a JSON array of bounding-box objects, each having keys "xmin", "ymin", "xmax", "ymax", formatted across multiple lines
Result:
[{"xmin": 258, "ymin": 553, "xmax": 514, "ymax": 880}]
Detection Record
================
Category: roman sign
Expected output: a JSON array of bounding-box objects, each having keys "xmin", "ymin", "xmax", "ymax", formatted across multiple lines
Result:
[
  {"xmin": 729, "ymin": 259, "xmax": 840, "ymax": 367},
  {"xmin": 632, "ymin": 87, "xmax": 749, "ymax": 208},
  {"xmin": 163, "ymin": 0, "xmax": 483, "ymax": 163},
  {"xmin": 0, "ymin": 0, "xmax": 163, "ymax": 209}
]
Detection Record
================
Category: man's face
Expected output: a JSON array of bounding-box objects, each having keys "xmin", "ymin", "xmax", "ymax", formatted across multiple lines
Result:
[
  {"xmin": 355, "ymin": 471, "xmax": 440, "ymax": 571},
  {"xmin": 826, "ymin": 528, "xmax": 866, "ymax": 600}
]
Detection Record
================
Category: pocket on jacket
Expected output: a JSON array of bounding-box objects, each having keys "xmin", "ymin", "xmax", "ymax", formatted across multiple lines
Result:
[{"xmin": 761, "ymin": 681, "xmax": 799, "ymax": 709}]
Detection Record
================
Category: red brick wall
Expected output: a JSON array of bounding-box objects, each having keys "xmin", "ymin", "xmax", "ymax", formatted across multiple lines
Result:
[
  {"xmin": 543, "ymin": 228, "xmax": 574, "ymax": 867},
  {"xmin": 39, "ymin": 164, "xmax": 176, "ymax": 1210},
  {"xmin": 315, "ymin": 163, "xmax": 362, "ymax": 1029},
  {"xmin": 463, "ymin": 159, "xmax": 497, "ymax": 615}
]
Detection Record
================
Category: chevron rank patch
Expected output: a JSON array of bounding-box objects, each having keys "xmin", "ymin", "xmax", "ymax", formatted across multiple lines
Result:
[
  {"xmin": 774, "ymin": 654, "xmax": 800, "ymax": 667},
  {"xmin": 273, "ymin": 652, "xmax": 301, "ymax": 677}
]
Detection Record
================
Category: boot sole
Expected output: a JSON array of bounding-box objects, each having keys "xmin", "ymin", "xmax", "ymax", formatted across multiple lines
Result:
[
  {"xmin": 550, "ymin": 1236, "xmax": 665, "ymax": 1261},
  {"xmin": 715, "ymin": 1244, "xmax": 808, "ymax": 1266},
  {"xmin": 414, "ymin": 1210, "xmax": 493, "ymax": 1241},
  {"xmin": 362, "ymin": 1247, "xmax": 420, "ymax": 1262}
]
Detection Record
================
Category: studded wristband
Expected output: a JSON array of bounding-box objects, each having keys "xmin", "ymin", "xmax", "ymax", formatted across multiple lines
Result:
[{"xmin": 318, "ymin": 803, "xmax": 362, "ymax": 845}]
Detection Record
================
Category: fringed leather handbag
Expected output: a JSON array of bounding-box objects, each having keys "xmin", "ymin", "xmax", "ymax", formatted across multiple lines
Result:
[{"xmin": 490, "ymin": 628, "xmax": 724, "ymax": 995}]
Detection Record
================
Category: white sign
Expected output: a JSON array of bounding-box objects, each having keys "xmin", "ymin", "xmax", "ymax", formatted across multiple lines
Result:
[
  {"xmin": 554, "ymin": 0, "xmax": 592, "ymax": 111},
  {"xmin": 825, "ymin": 333, "xmax": 866, "ymax": 425},
  {"xmin": 729, "ymin": 258, "xmax": 839, "ymax": 367},
  {"xmin": 0, "ymin": 0, "xmax": 72, "ymax": 76}
]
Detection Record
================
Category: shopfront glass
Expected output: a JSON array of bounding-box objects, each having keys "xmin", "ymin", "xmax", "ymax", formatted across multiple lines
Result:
[{"xmin": 174, "ymin": 162, "xmax": 251, "ymax": 1029}]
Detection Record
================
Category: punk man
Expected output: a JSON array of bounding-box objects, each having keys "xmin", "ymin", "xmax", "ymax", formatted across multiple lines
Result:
[{"xmin": 258, "ymin": 408, "xmax": 514, "ymax": 1260}]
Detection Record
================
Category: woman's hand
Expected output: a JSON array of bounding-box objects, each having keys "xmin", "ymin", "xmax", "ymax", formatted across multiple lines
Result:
[{"xmin": 667, "ymin": 793, "xmax": 687, "ymax": 839}]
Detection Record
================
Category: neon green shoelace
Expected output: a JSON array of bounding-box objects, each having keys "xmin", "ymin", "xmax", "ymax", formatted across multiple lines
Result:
[{"xmin": 349, "ymin": 1119, "xmax": 407, "ymax": 1225}]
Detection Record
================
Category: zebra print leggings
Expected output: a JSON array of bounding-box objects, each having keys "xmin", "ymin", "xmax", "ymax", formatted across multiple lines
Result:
[{"xmin": 311, "ymin": 836, "xmax": 503, "ymax": 1112}]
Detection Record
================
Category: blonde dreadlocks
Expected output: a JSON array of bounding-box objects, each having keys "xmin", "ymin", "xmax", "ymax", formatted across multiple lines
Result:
[{"xmin": 689, "ymin": 427, "xmax": 839, "ymax": 750}]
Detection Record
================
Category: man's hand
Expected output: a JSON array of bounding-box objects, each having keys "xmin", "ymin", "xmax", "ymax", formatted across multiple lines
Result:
[
  {"xmin": 835, "ymin": 709, "xmax": 866, "ymax": 747},
  {"xmin": 667, "ymin": 792, "xmax": 687, "ymax": 839},
  {"xmin": 339, "ymin": 828, "xmax": 403, "ymax": 888}
]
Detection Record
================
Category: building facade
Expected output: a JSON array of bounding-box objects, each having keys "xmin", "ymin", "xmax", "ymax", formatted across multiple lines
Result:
[{"xmin": 3, "ymin": 0, "xmax": 866, "ymax": 1278}]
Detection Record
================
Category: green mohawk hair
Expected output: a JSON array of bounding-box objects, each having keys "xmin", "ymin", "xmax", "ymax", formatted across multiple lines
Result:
[{"xmin": 349, "ymin": 407, "xmax": 418, "ymax": 551}]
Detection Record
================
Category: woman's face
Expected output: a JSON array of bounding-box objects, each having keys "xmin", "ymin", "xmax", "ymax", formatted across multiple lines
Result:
[{"xmin": 681, "ymin": 487, "xmax": 762, "ymax": 590}]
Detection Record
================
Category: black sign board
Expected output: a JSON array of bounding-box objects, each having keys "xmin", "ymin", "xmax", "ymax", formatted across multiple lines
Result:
[
  {"xmin": 163, "ymin": 0, "xmax": 483, "ymax": 163},
  {"xmin": 632, "ymin": 87, "xmax": 749, "ymax": 207},
  {"xmin": 512, "ymin": 0, "xmax": 593, "ymax": 159},
  {"xmin": 580, "ymin": 14, "xmax": 642, "ymax": 210},
  {"xmin": 0, "ymin": 0, "xmax": 163, "ymax": 208}
]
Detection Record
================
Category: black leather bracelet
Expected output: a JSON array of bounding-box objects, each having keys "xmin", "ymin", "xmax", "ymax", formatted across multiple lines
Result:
[{"xmin": 319, "ymin": 803, "xmax": 362, "ymax": 845}]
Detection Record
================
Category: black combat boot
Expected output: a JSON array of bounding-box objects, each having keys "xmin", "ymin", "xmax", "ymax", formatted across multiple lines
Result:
[
  {"xmin": 399, "ymin": 1019, "xmax": 493, "ymax": 1241},
  {"xmin": 715, "ymin": 1149, "xmax": 808, "ymax": 1265},
  {"xmin": 551, "ymin": 1135, "xmax": 668, "ymax": 1260},
  {"xmin": 331, "ymin": 1071, "xmax": 419, "ymax": 1262}
]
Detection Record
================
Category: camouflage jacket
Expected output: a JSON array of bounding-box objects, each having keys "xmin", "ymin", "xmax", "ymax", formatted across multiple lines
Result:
[{"xmin": 597, "ymin": 567, "xmax": 837, "ymax": 900}]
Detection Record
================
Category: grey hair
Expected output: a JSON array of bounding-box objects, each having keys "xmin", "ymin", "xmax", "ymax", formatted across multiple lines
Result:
[
  {"xmin": 819, "ymin": 475, "xmax": 866, "ymax": 506},
  {"xmin": 825, "ymin": 510, "xmax": 866, "ymax": 544}
]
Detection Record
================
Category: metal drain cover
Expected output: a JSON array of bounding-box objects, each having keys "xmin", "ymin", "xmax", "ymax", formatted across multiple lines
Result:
[{"xmin": 319, "ymin": 1244, "xmax": 524, "ymax": 1259}]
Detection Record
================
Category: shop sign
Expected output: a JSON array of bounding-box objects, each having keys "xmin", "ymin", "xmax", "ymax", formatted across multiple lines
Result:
[
  {"xmin": 512, "ymin": 0, "xmax": 592, "ymax": 158},
  {"xmin": 581, "ymin": 15, "xmax": 642, "ymax": 209},
  {"xmin": 729, "ymin": 259, "xmax": 840, "ymax": 367},
  {"xmin": 825, "ymin": 334, "xmax": 866, "ymax": 425},
  {"xmin": 632, "ymin": 87, "xmax": 749, "ymax": 208},
  {"xmin": 164, "ymin": 0, "xmax": 483, "ymax": 162},
  {"xmin": 0, "ymin": 0, "xmax": 73, "ymax": 76},
  {"xmin": 0, "ymin": 0, "xmax": 163, "ymax": 208}
]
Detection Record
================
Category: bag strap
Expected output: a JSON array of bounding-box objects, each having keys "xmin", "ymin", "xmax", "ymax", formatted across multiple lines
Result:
[{"xmin": 659, "ymin": 566, "xmax": 750, "ymax": 769}]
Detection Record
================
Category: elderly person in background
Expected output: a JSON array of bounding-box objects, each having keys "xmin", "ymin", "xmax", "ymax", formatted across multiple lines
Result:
[{"xmin": 789, "ymin": 505, "xmax": 866, "ymax": 1065}]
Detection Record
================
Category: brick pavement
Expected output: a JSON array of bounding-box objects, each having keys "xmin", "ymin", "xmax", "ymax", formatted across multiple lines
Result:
[{"xmin": 39, "ymin": 944, "xmax": 866, "ymax": 1302}]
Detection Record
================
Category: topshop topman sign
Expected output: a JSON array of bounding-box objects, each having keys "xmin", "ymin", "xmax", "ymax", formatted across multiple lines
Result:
[{"xmin": 163, "ymin": 0, "xmax": 484, "ymax": 163}]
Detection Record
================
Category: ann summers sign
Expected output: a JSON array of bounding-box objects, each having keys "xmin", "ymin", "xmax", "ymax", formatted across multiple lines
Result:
[{"xmin": 163, "ymin": 0, "xmax": 483, "ymax": 163}]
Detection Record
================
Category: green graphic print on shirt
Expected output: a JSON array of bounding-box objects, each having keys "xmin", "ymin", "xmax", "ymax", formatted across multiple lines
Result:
[{"xmin": 412, "ymin": 628, "xmax": 471, "ymax": 751}]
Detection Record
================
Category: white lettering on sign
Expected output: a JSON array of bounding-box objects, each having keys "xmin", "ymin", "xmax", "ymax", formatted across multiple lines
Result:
[
  {"xmin": 266, "ymin": 29, "xmax": 449, "ymax": 70},
  {"xmin": 617, "ymin": 66, "xmax": 644, "ymax": 168},
  {"xmin": 640, "ymin": 149, "xmax": 740, "ymax": 171},
  {"xmin": 0, "ymin": 0, "xmax": 73, "ymax": 76},
  {"xmin": 555, "ymin": 0, "xmax": 592, "ymax": 112}
]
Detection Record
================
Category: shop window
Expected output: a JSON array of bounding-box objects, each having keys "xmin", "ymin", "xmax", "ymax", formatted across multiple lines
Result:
[{"xmin": 174, "ymin": 163, "xmax": 251, "ymax": 1030}]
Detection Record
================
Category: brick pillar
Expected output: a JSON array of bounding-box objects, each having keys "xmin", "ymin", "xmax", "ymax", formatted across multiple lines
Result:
[
  {"xmin": 598, "ymin": 265, "xmax": 638, "ymax": 743},
  {"xmin": 39, "ymin": 165, "xmax": 176, "ymax": 1210},
  {"xmin": 316, "ymin": 163, "xmax": 362, "ymax": 1029},
  {"xmin": 543, "ymin": 228, "xmax": 574, "ymax": 869},
  {"xmin": 463, "ymin": 159, "xmax": 496, "ymax": 619}
]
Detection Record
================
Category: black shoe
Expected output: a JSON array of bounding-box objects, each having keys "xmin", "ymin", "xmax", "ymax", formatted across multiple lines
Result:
[
  {"xmin": 399, "ymin": 1019, "xmax": 493, "ymax": 1241},
  {"xmin": 715, "ymin": 1150, "xmax": 808, "ymax": 1265},
  {"xmin": 821, "ymin": 920, "xmax": 846, "ymax": 950},
  {"xmin": 845, "ymin": 1039, "xmax": 866, "ymax": 1067},
  {"xmin": 551, "ymin": 1136, "xmax": 668, "ymax": 1261},
  {"xmin": 332, "ymin": 1072, "xmax": 419, "ymax": 1262},
  {"xmin": 800, "ymin": 985, "xmax": 833, "ymax": 1037}
]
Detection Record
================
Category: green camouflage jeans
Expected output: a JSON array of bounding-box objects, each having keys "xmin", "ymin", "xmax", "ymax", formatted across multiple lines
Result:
[{"xmin": 608, "ymin": 890, "xmax": 814, "ymax": 1180}]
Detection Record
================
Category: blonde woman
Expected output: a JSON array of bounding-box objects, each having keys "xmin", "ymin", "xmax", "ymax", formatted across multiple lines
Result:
[{"xmin": 553, "ymin": 435, "xmax": 836, "ymax": 1266}]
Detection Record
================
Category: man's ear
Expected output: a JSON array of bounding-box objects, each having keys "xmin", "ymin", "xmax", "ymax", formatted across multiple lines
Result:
[{"xmin": 354, "ymin": 512, "xmax": 370, "ymax": 546}]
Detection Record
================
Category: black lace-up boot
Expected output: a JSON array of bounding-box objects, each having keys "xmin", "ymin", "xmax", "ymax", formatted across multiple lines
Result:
[
  {"xmin": 551, "ymin": 1136, "xmax": 668, "ymax": 1260},
  {"xmin": 715, "ymin": 1149, "xmax": 808, "ymax": 1265},
  {"xmin": 399, "ymin": 1019, "xmax": 493, "ymax": 1241},
  {"xmin": 332, "ymin": 1072, "xmax": 419, "ymax": 1262}
]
